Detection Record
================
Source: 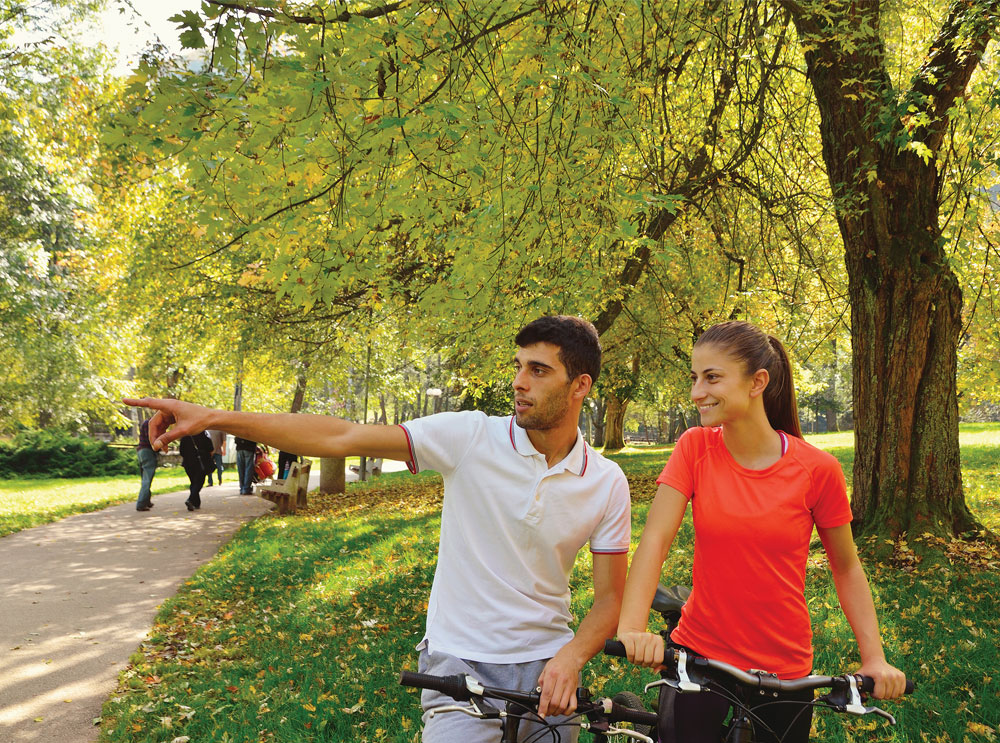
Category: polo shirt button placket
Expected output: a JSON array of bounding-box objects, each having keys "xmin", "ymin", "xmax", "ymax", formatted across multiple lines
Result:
[{"xmin": 526, "ymin": 477, "xmax": 544, "ymax": 521}]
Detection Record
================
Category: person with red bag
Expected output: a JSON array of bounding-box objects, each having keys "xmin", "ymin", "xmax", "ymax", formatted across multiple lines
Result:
[{"xmin": 254, "ymin": 445, "xmax": 276, "ymax": 482}]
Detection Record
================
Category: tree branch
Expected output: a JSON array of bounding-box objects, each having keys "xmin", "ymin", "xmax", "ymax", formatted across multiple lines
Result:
[
  {"xmin": 910, "ymin": 0, "xmax": 1000, "ymax": 153},
  {"xmin": 205, "ymin": 0, "xmax": 405, "ymax": 25}
]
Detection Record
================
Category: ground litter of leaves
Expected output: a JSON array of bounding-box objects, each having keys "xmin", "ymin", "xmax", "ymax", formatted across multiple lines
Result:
[{"xmin": 97, "ymin": 456, "xmax": 999, "ymax": 743}]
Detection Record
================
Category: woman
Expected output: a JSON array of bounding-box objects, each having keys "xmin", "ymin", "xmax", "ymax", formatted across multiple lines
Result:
[{"xmin": 616, "ymin": 321, "xmax": 906, "ymax": 743}]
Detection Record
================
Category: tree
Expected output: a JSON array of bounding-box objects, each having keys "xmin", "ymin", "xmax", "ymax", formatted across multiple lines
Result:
[
  {"xmin": 0, "ymin": 19, "xmax": 131, "ymax": 432},
  {"xmin": 107, "ymin": 0, "xmax": 797, "ymax": 362},
  {"xmin": 778, "ymin": 0, "xmax": 997, "ymax": 539}
]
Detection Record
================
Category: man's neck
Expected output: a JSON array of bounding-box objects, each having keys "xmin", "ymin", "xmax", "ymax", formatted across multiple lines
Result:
[{"xmin": 526, "ymin": 423, "xmax": 581, "ymax": 469}]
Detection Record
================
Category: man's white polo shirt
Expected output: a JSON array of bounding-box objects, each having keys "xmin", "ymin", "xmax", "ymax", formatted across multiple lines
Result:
[{"xmin": 400, "ymin": 410, "xmax": 631, "ymax": 664}]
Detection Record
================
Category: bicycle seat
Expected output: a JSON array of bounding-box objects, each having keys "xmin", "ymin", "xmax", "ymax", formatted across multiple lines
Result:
[{"xmin": 652, "ymin": 584, "xmax": 691, "ymax": 615}]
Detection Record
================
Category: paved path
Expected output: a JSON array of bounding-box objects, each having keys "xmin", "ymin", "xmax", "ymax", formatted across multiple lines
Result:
[
  {"xmin": 0, "ymin": 461, "xmax": 410, "ymax": 743},
  {"xmin": 0, "ymin": 478, "xmax": 275, "ymax": 743}
]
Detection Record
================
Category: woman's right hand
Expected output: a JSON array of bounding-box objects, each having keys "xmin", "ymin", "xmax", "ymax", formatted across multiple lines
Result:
[{"xmin": 616, "ymin": 630, "xmax": 665, "ymax": 669}]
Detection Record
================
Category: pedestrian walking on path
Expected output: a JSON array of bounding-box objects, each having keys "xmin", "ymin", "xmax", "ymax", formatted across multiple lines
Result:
[
  {"xmin": 0, "ymin": 483, "xmax": 273, "ymax": 743},
  {"xmin": 134, "ymin": 419, "xmax": 157, "ymax": 511}
]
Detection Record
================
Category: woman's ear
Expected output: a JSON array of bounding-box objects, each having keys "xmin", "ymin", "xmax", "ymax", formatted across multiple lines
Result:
[{"xmin": 749, "ymin": 368, "xmax": 770, "ymax": 398}]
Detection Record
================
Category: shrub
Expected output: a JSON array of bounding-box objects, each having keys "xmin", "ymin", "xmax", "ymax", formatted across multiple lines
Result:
[{"xmin": 0, "ymin": 430, "xmax": 138, "ymax": 479}]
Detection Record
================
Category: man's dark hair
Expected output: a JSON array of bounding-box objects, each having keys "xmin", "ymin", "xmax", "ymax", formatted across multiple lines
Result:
[{"xmin": 515, "ymin": 315, "xmax": 601, "ymax": 383}]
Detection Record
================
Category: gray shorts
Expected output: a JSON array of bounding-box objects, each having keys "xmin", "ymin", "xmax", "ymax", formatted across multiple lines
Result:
[{"xmin": 418, "ymin": 643, "xmax": 580, "ymax": 743}]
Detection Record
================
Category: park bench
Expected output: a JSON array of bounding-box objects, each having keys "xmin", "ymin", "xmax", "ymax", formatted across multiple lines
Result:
[
  {"xmin": 349, "ymin": 457, "xmax": 382, "ymax": 478},
  {"xmin": 254, "ymin": 460, "xmax": 311, "ymax": 515}
]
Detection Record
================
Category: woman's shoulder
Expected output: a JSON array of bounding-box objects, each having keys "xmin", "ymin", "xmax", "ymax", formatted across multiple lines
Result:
[{"xmin": 786, "ymin": 435, "xmax": 843, "ymax": 473}]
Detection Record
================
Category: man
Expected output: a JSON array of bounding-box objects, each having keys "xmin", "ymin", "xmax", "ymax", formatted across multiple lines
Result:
[
  {"xmin": 134, "ymin": 418, "xmax": 157, "ymax": 512},
  {"xmin": 124, "ymin": 315, "xmax": 630, "ymax": 742},
  {"xmin": 233, "ymin": 436, "xmax": 257, "ymax": 494}
]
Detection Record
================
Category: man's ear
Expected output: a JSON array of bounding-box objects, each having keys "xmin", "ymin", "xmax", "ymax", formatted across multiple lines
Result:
[
  {"xmin": 749, "ymin": 369, "xmax": 770, "ymax": 398},
  {"xmin": 572, "ymin": 374, "xmax": 593, "ymax": 400}
]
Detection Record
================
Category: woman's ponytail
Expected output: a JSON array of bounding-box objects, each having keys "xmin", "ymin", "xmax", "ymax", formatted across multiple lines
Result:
[{"xmin": 763, "ymin": 336, "xmax": 802, "ymax": 438}]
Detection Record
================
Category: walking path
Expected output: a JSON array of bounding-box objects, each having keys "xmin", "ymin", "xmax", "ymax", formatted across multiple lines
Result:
[
  {"xmin": 0, "ymin": 460, "xmax": 408, "ymax": 743},
  {"xmin": 0, "ymin": 476, "xmax": 276, "ymax": 743}
]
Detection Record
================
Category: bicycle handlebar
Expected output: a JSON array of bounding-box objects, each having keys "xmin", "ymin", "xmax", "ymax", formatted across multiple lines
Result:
[
  {"xmin": 399, "ymin": 670, "xmax": 660, "ymax": 728},
  {"xmin": 603, "ymin": 640, "xmax": 915, "ymax": 695},
  {"xmin": 400, "ymin": 671, "xmax": 475, "ymax": 701}
]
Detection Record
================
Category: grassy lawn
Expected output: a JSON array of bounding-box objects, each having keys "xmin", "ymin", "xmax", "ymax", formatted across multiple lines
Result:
[
  {"xmin": 93, "ymin": 423, "xmax": 1000, "ymax": 743},
  {"xmin": 0, "ymin": 468, "xmax": 194, "ymax": 538}
]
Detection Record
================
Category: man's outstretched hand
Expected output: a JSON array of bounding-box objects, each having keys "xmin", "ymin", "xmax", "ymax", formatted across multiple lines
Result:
[{"xmin": 123, "ymin": 397, "xmax": 213, "ymax": 451}]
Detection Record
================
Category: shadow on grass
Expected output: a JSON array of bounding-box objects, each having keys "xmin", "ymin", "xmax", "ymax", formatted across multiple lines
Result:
[
  {"xmin": 99, "ymin": 504, "xmax": 441, "ymax": 743},
  {"xmin": 98, "ymin": 432, "xmax": 1000, "ymax": 743}
]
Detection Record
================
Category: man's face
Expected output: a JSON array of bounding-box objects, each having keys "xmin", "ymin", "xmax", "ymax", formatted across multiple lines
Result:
[{"xmin": 512, "ymin": 342, "xmax": 576, "ymax": 430}]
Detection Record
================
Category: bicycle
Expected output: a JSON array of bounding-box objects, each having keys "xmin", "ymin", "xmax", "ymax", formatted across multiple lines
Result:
[
  {"xmin": 604, "ymin": 583, "xmax": 915, "ymax": 743},
  {"xmin": 399, "ymin": 669, "xmax": 660, "ymax": 743}
]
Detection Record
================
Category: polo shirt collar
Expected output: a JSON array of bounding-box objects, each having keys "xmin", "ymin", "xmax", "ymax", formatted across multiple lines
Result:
[{"xmin": 508, "ymin": 416, "xmax": 589, "ymax": 476}]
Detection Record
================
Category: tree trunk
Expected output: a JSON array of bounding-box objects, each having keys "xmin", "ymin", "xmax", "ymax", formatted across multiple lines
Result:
[
  {"xmin": 319, "ymin": 457, "xmax": 345, "ymax": 494},
  {"xmin": 846, "ymin": 222, "xmax": 976, "ymax": 537},
  {"xmin": 825, "ymin": 339, "xmax": 840, "ymax": 432},
  {"xmin": 604, "ymin": 390, "xmax": 628, "ymax": 452},
  {"xmin": 669, "ymin": 407, "xmax": 689, "ymax": 443},
  {"xmin": 591, "ymin": 398, "xmax": 607, "ymax": 448},
  {"xmin": 289, "ymin": 363, "xmax": 308, "ymax": 414},
  {"xmin": 825, "ymin": 408, "xmax": 838, "ymax": 433},
  {"xmin": 786, "ymin": 1, "xmax": 986, "ymax": 539}
]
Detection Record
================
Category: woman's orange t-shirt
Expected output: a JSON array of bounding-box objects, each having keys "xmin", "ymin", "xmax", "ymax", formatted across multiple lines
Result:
[{"xmin": 656, "ymin": 426, "xmax": 852, "ymax": 678}]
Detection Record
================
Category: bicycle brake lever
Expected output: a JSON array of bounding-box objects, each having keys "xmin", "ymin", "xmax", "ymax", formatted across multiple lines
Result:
[
  {"xmin": 817, "ymin": 676, "xmax": 897, "ymax": 725},
  {"xmin": 427, "ymin": 704, "xmax": 486, "ymax": 719},
  {"xmin": 427, "ymin": 697, "xmax": 502, "ymax": 720},
  {"xmin": 645, "ymin": 678, "xmax": 687, "ymax": 694},
  {"xmin": 864, "ymin": 706, "xmax": 897, "ymax": 725},
  {"xmin": 600, "ymin": 725, "xmax": 655, "ymax": 743},
  {"xmin": 644, "ymin": 649, "xmax": 702, "ymax": 694}
]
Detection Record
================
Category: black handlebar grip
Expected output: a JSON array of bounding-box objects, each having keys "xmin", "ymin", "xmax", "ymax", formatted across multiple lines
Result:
[
  {"xmin": 399, "ymin": 671, "xmax": 471, "ymax": 701},
  {"xmin": 604, "ymin": 639, "xmax": 627, "ymax": 657},
  {"xmin": 608, "ymin": 701, "xmax": 659, "ymax": 727},
  {"xmin": 856, "ymin": 675, "xmax": 915, "ymax": 695}
]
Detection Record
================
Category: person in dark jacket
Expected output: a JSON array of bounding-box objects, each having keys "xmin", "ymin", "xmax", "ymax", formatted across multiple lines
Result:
[
  {"xmin": 234, "ymin": 436, "xmax": 257, "ymax": 494},
  {"xmin": 179, "ymin": 432, "xmax": 214, "ymax": 511}
]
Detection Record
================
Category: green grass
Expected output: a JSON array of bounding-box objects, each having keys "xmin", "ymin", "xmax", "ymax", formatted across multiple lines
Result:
[
  {"xmin": 0, "ymin": 469, "xmax": 194, "ymax": 537},
  {"xmin": 94, "ymin": 423, "xmax": 1000, "ymax": 743}
]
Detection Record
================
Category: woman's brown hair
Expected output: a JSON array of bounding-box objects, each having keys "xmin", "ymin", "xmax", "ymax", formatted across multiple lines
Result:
[{"xmin": 695, "ymin": 321, "xmax": 803, "ymax": 438}]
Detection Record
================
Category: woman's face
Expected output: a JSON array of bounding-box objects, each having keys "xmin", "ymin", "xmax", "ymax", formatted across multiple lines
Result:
[{"xmin": 689, "ymin": 344, "xmax": 759, "ymax": 427}]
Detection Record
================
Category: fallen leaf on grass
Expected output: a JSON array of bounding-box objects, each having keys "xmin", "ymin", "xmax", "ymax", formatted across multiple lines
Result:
[{"xmin": 967, "ymin": 722, "xmax": 996, "ymax": 741}]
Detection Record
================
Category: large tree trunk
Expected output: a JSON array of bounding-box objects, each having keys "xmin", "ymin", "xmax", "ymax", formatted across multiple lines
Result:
[
  {"xmin": 604, "ymin": 391, "xmax": 629, "ymax": 452},
  {"xmin": 846, "ymin": 219, "xmax": 976, "ymax": 537},
  {"xmin": 785, "ymin": 1, "xmax": 987, "ymax": 539}
]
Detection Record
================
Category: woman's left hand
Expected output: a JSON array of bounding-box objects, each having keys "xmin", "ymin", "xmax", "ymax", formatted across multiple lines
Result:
[{"xmin": 856, "ymin": 658, "xmax": 907, "ymax": 699}]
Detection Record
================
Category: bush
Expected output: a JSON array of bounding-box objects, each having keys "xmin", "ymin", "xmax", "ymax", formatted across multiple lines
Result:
[{"xmin": 0, "ymin": 430, "xmax": 138, "ymax": 479}]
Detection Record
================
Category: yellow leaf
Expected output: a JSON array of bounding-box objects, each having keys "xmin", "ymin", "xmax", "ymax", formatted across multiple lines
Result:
[
  {"xmin": 967, "ymin": 722, "xmax": 996, "ymax": 741},
  {"xmin": 302, "ymin": 703, "xmax": 316, "ymax": 712}
]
